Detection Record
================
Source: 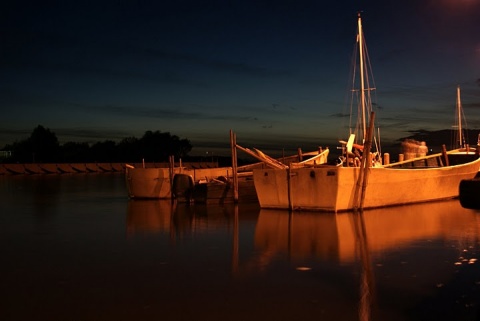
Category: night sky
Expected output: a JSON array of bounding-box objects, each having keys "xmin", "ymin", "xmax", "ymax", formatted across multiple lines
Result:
[{"xmin": 1, "ymin": 0, "xmax": 479, "ymax": 156}]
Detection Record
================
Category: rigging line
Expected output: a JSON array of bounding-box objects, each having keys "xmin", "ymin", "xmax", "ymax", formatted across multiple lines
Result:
[{"xmin": 348, "ymin": 38, "xmax": 359, "ymax": 136}]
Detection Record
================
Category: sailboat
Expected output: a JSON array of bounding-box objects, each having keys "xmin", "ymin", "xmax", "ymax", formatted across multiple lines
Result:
[{"xmin": 251, "ymin": 14, "xmax": 480, "ymax": 212}]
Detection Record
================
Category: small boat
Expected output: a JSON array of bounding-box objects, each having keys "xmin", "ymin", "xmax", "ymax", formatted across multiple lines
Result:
[
  {"xmin": 125, "ymin": 165, "xmax": 175, "ymax": 199},
  {"xmin": 57, "ymin": 163, "xmax": 77, "ymax": 173},
  {"xmin": 97, "ymin": 163, "xmax": 115, "ymax": 172},
  {"xmin": 70, "ymin": 163, "xmax": 88, "ymax": 173},
  {"xmin": 39, "ymin": 163, "xmax": 58, "ymax": 174},
  {"xmin": 126, "ymin": 163, "xmax": 256, "ymax": 203},
  {"xmin": 125, "ymin": 144, "xmax": 328, "ymax": 203},
  {"xmin": 252, "ymin": 14, "xmax": 480, "ymax": 212},
  {"xmin": 85, "ymin": 163, "xmax": 100, "ymax": 172},
  {"xmin": 24, "ymin": 163, "xmax": 44, "ymax": 174},
  {"xmin": 459, "ymin": 174, "xmax": 480, "ymax": 209},
  {"xmin": 3, "ymin": 163, "xmax": 26, "ymax": 174},
  {"xmin": 172, "ymin": 172, "xmax": 257, "ymax": 204}
]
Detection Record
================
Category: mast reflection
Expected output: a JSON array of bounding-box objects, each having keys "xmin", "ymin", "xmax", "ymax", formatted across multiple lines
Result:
[{"xmin": 254, "ymin": 200, "xmax": 479, "ymax": 321}]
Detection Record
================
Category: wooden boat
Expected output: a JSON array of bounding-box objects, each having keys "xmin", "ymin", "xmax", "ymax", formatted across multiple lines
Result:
[
  {"xmin": 126, "ymin": 162, "xmax": 257, "ymax": 203},
  {"xmin": 39, "ymin": 163, "xmax": 59, "ymax": 174},
  {"xmin": 70, "ymin": 163, "xmax": 88, "ymax": 173},
  {"xmin": 57, "ymin": 163, "xmax": 76, "ymax": 173},
  {"xmin": 125, "ymin": 144, "xmax": 328, "ymax": 202},
  {"xmin": 97, "ymin": 163, "xmax": 113, "ymax": 172},
  {"xmin": 3, "ymin": 163, "xmax": 26, "ymax": 174},
  {"xmin": 252, "ymin": 14, "xmax": 480, "ymax": 212},
  {"xmin": 24, "ymin": 163, "xmax": 44, "ymax": 174},
  {"xmin": 126, "ymin": 162, "xmax": 239, "ymax": 199},
  {"xmin": 171, "ymin": 172, "xmax": 257, "ymax": 204},
  {"xmin": 125, "ymin": 165, "xmax": 174, "ymax": 199},
  {"xmin": 111, "ymin": 163, "xmax": 124, "ymax": 172},
  {"xmin": 85, "ymin": 163, "xmax": 100, "ymax": 172}
]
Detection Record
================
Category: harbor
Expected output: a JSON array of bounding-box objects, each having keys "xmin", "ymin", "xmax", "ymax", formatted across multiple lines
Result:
[
  {"xmin": 2, "ymin": 2, "xmax": 480, "ymax": 320},
  {"xmin": 1, "ymin": 172, "xmax": 479, "ymax": 321}
]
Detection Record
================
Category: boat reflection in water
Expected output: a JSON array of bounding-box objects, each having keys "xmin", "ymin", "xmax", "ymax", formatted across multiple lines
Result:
[
  {"xmin": 125, "ymin": 199, "xmax": 480, "ymax": 321},
  {"xmin": 126, "ymin": 200, "xmax": 256, "ymax": 237},
  {"xmin": 255, "ymin": 200, "xmax": 479, "ymax": 263},
  {"xmin": 255, "ymin": 200, "xmax": 480, "ymax": 321}
]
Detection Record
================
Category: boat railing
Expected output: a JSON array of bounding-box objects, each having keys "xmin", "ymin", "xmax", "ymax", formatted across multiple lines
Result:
[{"xmin": 383, "ymin": 148, "xmax": 478, "ymax": 169}]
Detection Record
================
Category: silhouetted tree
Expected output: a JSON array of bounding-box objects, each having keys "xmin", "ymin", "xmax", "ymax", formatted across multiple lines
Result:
[
  {"xmin": 61, "ymin": 142, "xmax": 91, "ymax": 162},
  {"xmin": 29, "ymin": 125, "xmax": 60, "ymax": 162},
  {"xmin": 118, "ymin": 136, "xmax": 140, "ymax": 162},
  {"xmin": 2, "ymin": 126, "xmax": 193, "ymax": 163},
  {"xmin": 3, "ymin": 125, "xmax": 60, "ymax": 162},
  {"xmin": 90, "ymin": 140, "xmax": 117, "ymax": 162}
]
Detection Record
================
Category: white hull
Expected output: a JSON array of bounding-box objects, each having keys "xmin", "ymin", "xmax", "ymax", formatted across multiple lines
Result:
[
  {"xmin": 126, "ymin": 167, "xmax": 173, "ymax": 199},
  {"xmin": 125, "ymin": 166, "xmax": 236, "ymax": 199},
  {"xmin": 253, "ymin": 155, "xmax": 480, "ymax": 212}
]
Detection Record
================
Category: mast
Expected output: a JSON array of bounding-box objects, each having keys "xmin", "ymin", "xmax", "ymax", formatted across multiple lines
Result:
[
  {"xmin": 456, "ymin": 85, "xmax": 463, "ymax": 148},
  {"xmin": 358, "ymin": 13, "xmax": 367, "ymax": 141}
]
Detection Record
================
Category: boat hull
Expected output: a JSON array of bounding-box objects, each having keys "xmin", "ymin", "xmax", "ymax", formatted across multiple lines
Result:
[
  {"xmin": 459, "ymin": 177, "xmax": 480, "ymax": 209},
  {"xmin": 253, "ymin": 156, "xmax": 480, "ymax": 212},
  {"xmin": 126, "ymin": 167, "xmax": 173, "ymax": 199},
  {"xmin": 125, "ymin": 166, "xmax": 244, "ymax": 200}
]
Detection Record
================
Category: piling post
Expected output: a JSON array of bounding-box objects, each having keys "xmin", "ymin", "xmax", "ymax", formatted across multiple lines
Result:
[
  {"xmin": 441, "ymin": 144, "xmax": 449, "ymax": 166},
  {"xmin": 383, "ymin": 153, "xmax": 390, "ymax": 165},
  {"xmin": 287, "ymin": 167, "xmax": 293, "ymax": 212},
  {"xmin": 168, "ymin": 155, "xmax": 175, "ymax": 201},
  {"xmin": 297, "ymin": 148, "xmax": 303, "ymax": 162},
  {"xmin": 230, "ymin": 130, "xmax": 239, "ymax": 203}
]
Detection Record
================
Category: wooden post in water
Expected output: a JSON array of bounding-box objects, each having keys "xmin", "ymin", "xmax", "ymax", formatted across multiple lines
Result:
[
  {"xmin": 441, "ymin": 144, "xmax": 449, "ymax": 166},
  {"xmin": 168, "ymin": 155, "xmax": 175, "ymax": 200},
  {"xmin": 287, "ymin": 167, "xmax": 293, "ymax": 212},
  {"xmin": 230, "ymin": 130, "xmax": 239, "ymax": 203}
]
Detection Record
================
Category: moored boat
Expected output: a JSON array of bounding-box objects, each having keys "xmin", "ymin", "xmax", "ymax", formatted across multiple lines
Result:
[
  {"xmin": 24, "ymin": 163, "xmax": 44, "ymax": 174},
  {"xmin": 39, "ymin": 163, "xmax": 59, "ymax": 174},
  {"xmin": 57, "ymin": 163, "xmax": 77, "ymax": 173},
  {"xmin": 70, "ymin": 163, "xmax": 88, "ymax": 173},
  {"xmin": 3, "ymin": 163, "xmax": 26, "ymax": 174},
  {"xmin": 126, "ymin": 163, "xmax": 256, "ymax": 203},
  {"xmin": 252, "ymin": 14, "xmax": 480, "ymax": 212}
]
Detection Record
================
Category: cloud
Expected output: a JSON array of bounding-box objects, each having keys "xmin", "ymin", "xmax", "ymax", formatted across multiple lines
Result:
[
  {"xmin": 2, "ymin": 25, "xmax": 291, "ymax": 85},
  {"xmin": 141, "ymin": 48, "xmax": 291, "ymax": 78},
  {"xmin": 77, "ymin": 102, "xmax": 261, "ymax": 124},
  {"xmin": 330, "ymin": 113, "xmax": 350, "ymax": 118}
]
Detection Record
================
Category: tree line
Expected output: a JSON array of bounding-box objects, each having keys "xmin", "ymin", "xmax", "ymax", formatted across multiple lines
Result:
[{"xmin": 1, "ymin": 125, "xmax": 192, "ymax": 163}]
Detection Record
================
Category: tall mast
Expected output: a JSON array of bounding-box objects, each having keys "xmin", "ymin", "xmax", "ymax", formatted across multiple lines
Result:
[
  {"xmin": 456, "ymin": 85, "xmax": 463, "ymax": 148},
  {"xmin": 358, "ymin": 13, "xmax": 367, "ymax": 142}
]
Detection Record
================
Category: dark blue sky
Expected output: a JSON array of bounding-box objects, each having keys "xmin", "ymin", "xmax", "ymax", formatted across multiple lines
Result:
[{"xmin": 1, "ymin": 0, "xmax": 479, "ymax": 156}]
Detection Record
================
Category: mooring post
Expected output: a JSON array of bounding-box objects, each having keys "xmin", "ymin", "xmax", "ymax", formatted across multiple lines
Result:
[
  {"xmin": 230, "ymin": 130, "xmax": 239, "ymax": 203},
  {"xmin": 442, "ymin": 144, "xmax": 449, "ymax": 166}
]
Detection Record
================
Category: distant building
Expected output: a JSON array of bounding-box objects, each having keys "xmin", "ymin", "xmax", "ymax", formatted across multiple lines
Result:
[{"xmin": 0, "ymin": 151, "xmax": 12, "ymax": 159}]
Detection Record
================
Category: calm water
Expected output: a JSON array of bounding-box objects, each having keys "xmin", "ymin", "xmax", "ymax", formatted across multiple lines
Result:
[{"xmin": 1, "ymin": 173, "xmax": 480, "ymax": 321}]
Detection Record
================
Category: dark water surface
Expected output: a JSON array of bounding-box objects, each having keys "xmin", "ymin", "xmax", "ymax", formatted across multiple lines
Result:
[{"xmin": 1, "ymin": 173, "xmax": 480, "ymax": 321}]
